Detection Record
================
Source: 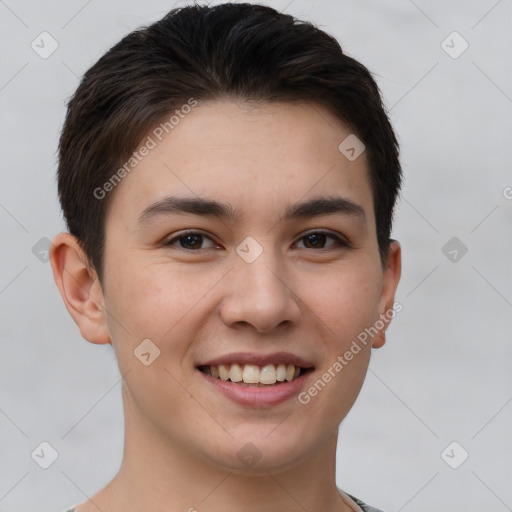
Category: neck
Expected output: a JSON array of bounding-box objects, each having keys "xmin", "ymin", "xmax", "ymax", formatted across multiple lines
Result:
[{"xmin": 87, "ymin": 395, "xmax": 351, "ymax": 512}]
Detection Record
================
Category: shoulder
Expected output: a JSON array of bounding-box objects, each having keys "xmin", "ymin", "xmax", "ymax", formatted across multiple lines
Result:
[{"xmin": 345, "ymin": 492, "xmax": 386, "ymax": 512}]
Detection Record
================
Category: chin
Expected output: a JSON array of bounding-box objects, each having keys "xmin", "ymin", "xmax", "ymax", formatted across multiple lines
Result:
[{"xmin": 201, "ymin": 427, "xmax": 319, "ymax": 474}]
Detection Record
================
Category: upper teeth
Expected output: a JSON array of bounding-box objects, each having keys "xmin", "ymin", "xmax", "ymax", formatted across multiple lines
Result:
[{"xmin": 203, "ymin": 364, "xmax": 301, "ymax": 385}]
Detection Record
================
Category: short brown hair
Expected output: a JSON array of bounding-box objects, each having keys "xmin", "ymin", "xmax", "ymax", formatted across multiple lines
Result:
[{"xmin": 57, "ymin": 2, "xmax": 401, "ymax": 283}]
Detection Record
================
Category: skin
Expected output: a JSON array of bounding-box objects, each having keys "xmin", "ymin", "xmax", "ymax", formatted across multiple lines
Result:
[{"xmin": 51, "ymin": 100, "xmax": 401, "ymax": 512}]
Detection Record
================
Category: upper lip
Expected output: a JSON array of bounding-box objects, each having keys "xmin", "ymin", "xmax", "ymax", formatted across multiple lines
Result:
[{"xmin": 196, "ymin": 351, "xmax": 315, "ymax": 368}]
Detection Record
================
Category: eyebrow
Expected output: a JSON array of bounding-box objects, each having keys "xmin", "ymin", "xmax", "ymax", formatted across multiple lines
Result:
[{"xmin": 137, "ymin": 195, "xmax": 367, "ymax": 225}]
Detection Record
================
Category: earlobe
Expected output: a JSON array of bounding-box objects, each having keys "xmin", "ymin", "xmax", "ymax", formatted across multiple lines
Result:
[
  {"xmin": 50, "ymin": 232, "xmax": 111, "ymax": 345},
  {"xmin": 372, "ymin": 330, "xmax": 386, "ymax": 349},
  {"xmin": 373, "ymin": 240, "xmax": 402, "ymax": 349}
]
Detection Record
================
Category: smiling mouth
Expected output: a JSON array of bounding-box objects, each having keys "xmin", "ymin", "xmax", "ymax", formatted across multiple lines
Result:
[{"xmin": 197, "ymin": 363, "xmax": 313, "ymax": 386}]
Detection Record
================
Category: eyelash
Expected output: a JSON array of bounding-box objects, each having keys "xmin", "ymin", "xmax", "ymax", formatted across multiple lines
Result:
[{"xmin": 162, "ymin": 230, "xmax": 349, "ymax": 251}]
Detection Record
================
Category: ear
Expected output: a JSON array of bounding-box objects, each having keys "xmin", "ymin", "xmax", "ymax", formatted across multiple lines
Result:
[
  {"xmin": 373, "ymin": 240, "xmax": 402, "ymax": 349},
  {"xmin": 49, "ymin": 232, "xmax": 111, "ymax": 345}
]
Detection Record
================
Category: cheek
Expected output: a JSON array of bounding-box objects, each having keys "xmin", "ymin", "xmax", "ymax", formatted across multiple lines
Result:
[
  {"xmin": 103, "ymin": 259, "xmax": 221, "ymax": 351},
  {"xmin": 304, "ymin": 260, "xmax": 382, "ymax": 342},
  {"xmin": 296, "ymin": 265, "xmax": 380, "ymax": 424}
]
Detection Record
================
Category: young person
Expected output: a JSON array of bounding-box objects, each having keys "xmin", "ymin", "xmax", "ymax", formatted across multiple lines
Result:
[{"xmin": 50, "ymin": 3, "xmax": 402, "ymax": 511}]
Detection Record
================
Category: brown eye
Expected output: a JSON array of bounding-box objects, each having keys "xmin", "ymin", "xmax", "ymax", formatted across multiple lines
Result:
[
  {"xmin": 163, "ymin": 231, "xmax": 218, "ymax": 250},
  {"xmin": 295, "ymin": 231, "xmax": 348, "ymax": 250},
  {"xmin": 178, "ymin": 234, "xmax": 203, "ymax": 249},
  {"xmin": 302, "ymin": 233, "xmax": 327, "ymax": 249}
]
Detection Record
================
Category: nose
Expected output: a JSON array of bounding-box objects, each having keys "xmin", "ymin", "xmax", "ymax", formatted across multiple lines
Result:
[{"xmin": 219, "ymin": 248, "xmax": 302, "ymax": 333}]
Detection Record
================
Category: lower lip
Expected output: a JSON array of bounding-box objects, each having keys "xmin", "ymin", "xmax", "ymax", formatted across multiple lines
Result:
[{"xmin": 197, "ymin": 369, "xmax": 313, "ymax": 407}]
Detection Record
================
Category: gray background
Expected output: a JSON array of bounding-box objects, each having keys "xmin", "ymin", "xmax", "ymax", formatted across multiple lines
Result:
[{"xmin": 1, "ymin": 0, "xmax": 511, "ymax": 511}]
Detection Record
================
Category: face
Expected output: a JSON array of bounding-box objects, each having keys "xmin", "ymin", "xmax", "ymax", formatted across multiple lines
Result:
[{"xmin": 94, "ymin": 100, "xmax": 400, "ymax": 472}]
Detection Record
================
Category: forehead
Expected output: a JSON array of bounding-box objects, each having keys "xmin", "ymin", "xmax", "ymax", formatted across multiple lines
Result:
[{"xmin": 106, "ymin": 100, "xmax": 374, "ymax": 228}]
